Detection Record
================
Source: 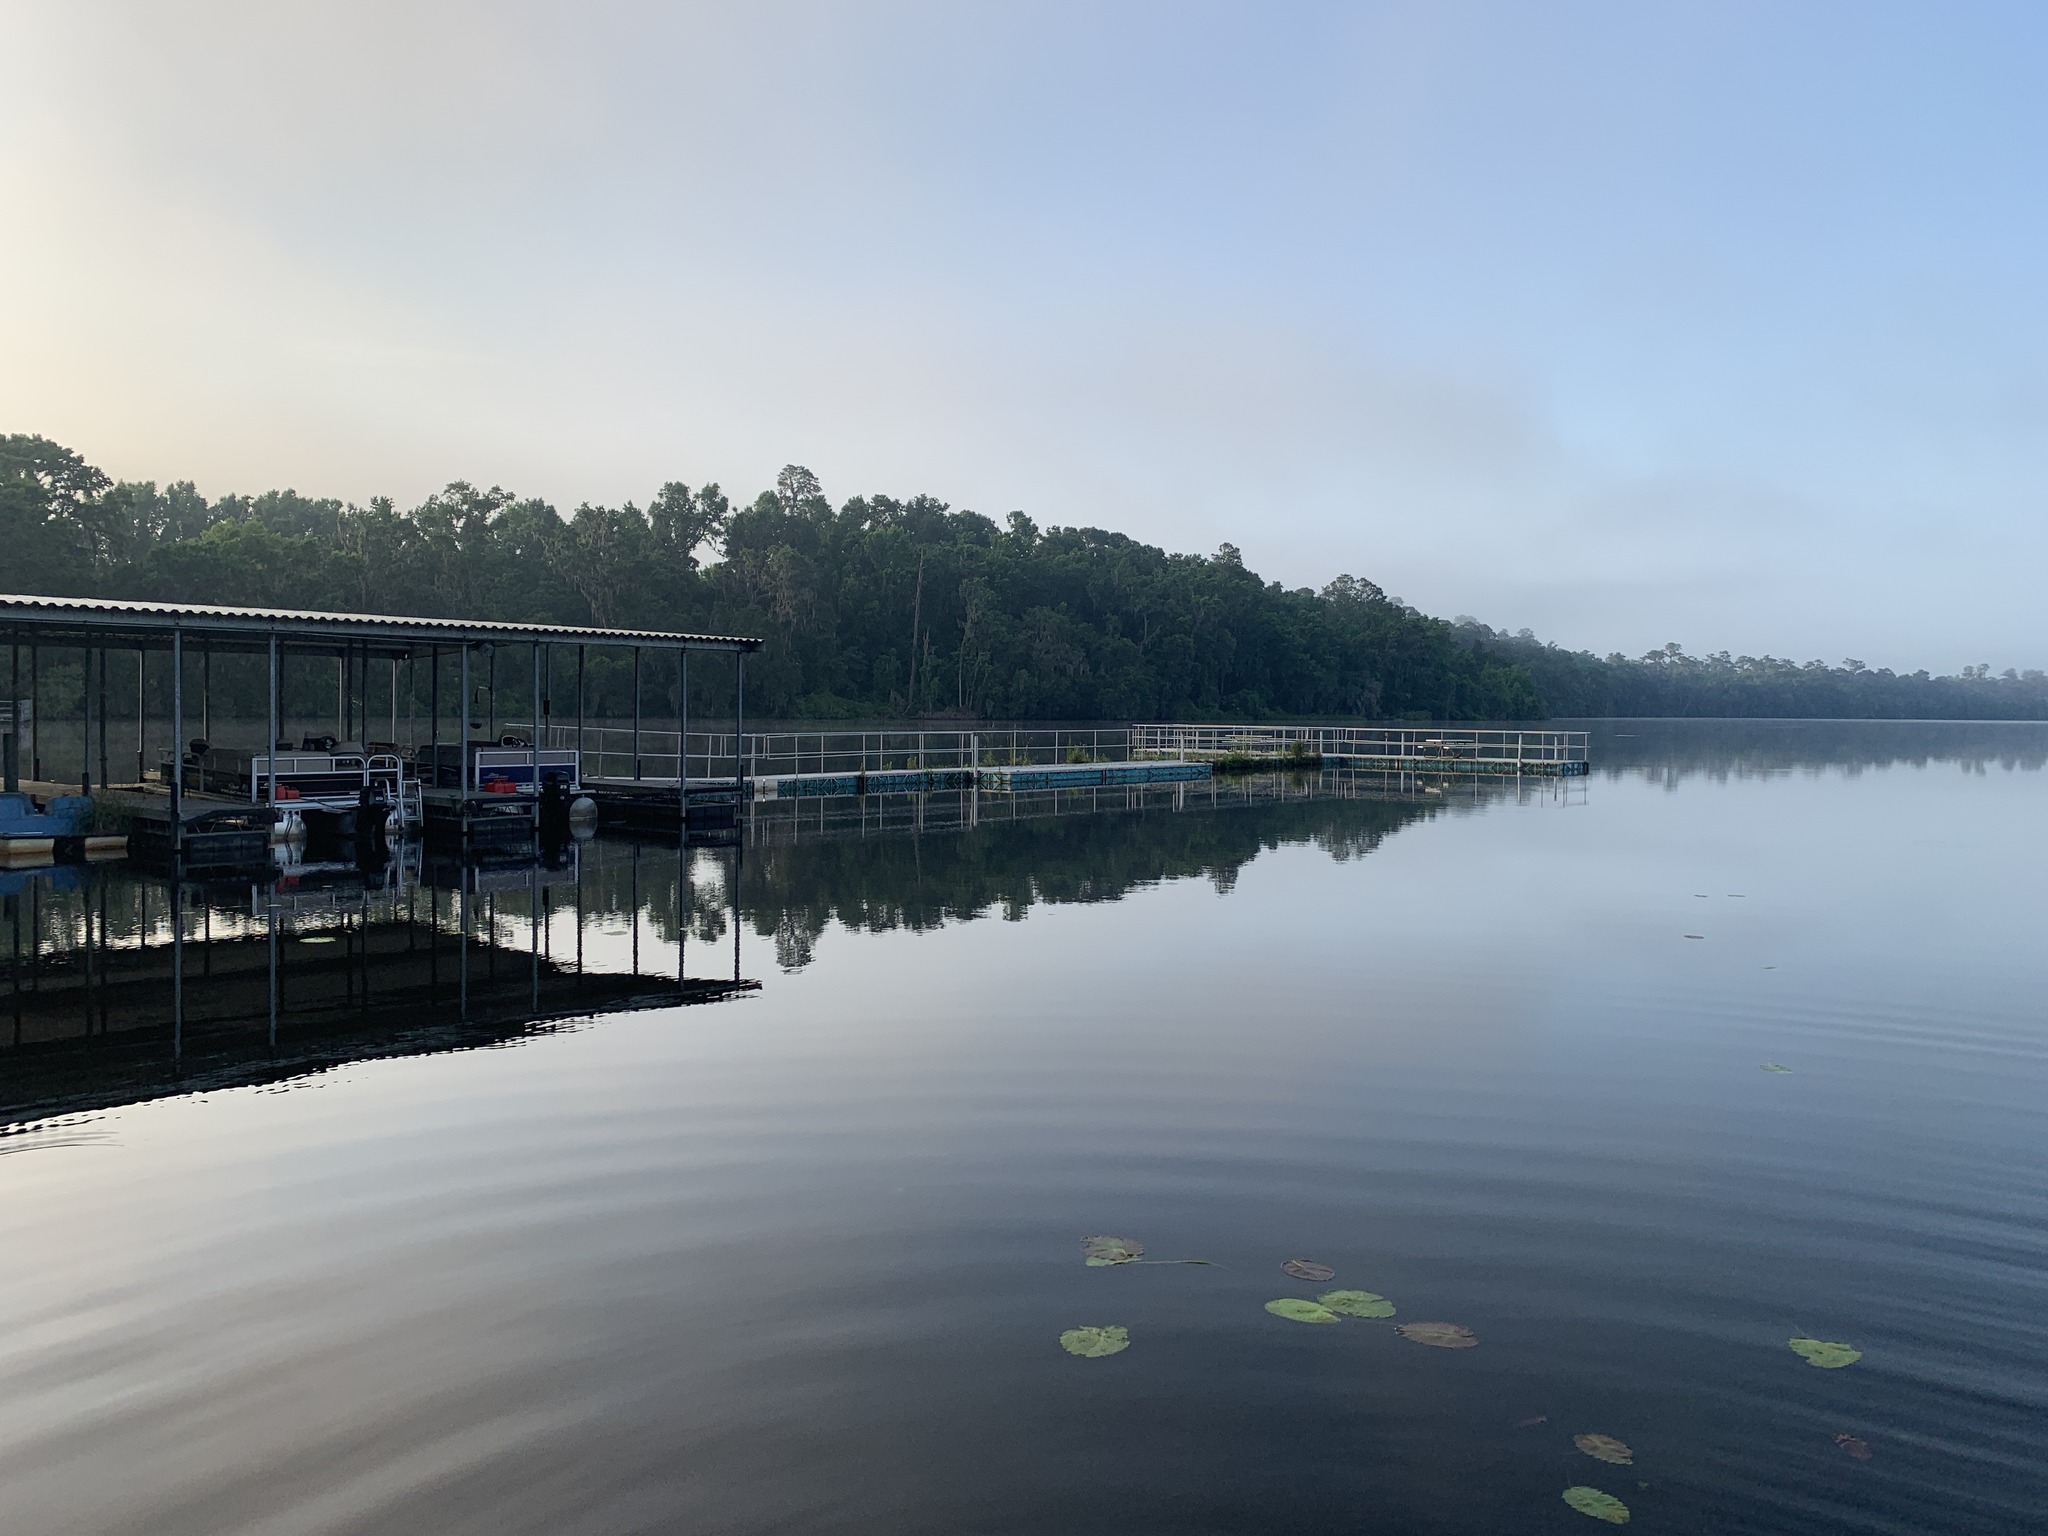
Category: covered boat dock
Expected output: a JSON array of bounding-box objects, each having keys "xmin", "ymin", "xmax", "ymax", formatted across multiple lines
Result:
[{"xmin": 0, "ymin": 594, "xmax": 762, "ymax": 863}]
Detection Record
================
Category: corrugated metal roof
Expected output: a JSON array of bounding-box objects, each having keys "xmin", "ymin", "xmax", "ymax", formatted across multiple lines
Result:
[{"xmin": 0, "ymin": 594, "xmax": 761, "ymax": 651}]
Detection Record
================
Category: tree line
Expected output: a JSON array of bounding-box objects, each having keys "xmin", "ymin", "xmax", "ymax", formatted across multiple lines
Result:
[
  {"xmin": 1452, "ymin": 621, "xmax": 2048, "ymax": 721},
  {"xmin": 1, "ymin": 434, "xmax": 1538, "ymax": 721},
  {"xmin": 6, "ymin": 430, "xmax": 2040, "ymax": 721}
]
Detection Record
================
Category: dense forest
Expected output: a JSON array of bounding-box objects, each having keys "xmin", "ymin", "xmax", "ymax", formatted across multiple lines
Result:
[
  {"xmin": 0, "ymin": 434, "xmax": 1536, "ymax": 721},
  {"xmin": 4, "ymin": 431, "xmax": 2042, "ymax": 721}
]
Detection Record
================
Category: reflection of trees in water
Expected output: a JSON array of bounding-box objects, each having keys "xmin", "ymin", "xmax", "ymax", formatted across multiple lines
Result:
[
  {"xmin": 730, "ymin": 791, "xmax": 1449, "ymax": 972},
  {"xmin": 1578, "ymin": 719, "xmax": 2048, "ymax": 784}
]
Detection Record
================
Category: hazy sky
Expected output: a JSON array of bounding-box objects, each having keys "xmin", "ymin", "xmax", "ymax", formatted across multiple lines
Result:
[{"xmin": 2, "ymin": 2, "xmax": 2042, "ymax": 668}]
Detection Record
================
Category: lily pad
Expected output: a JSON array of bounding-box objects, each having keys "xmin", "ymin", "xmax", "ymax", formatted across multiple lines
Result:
[
  {"xmin": 1834, "ymin": 1432, "xmax": 1871, "ymax": 1461},
  {"xmin": 1574, "ymin": 1434, "xmax": 1634, "ymax": 1466},
  {"xmin": 1789, "ymin": 1337, "xmax": 1861, "ymax": 1368},
  {"xmin": 1562, "ymin": 1486, "xmax": 1630, "ymax": 1524},
  {"xmin": 1318, "ymin": 1289, "xmax": 1395, "ymax": 1319},
  {"xmin": 1265, "ymin": 1298, "xmax": 1341, "ymax": 1324},
  {"xmin": 1059, "ymin": 1325, "xmax": 1129, "ymax": 1357},
  {"xmin": 1760, "ymin": 1062, "xmax": 1793, "ymax": 1073},
  {"xmin": 1397, "ymin": 1321, "xmax": 1477, "ymax": 1349},
  {"xmin": 1281, "ymin": 1259, "xmax": 1335, "ymax": 1282},
  {"xmin": 1082, "ymin": 1235, "xmax": 1143, "ymax": 1267}
]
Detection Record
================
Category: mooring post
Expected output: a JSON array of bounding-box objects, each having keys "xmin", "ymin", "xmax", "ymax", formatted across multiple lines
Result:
[{"xmin": 135, "ymin": 645, "xmax": 145, "ymax": 784}]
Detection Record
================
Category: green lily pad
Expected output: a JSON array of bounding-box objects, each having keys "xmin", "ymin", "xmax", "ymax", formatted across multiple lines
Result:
[
  {"xmin": 1760, "ymin": 1062, "xmax": 1793, "ymax": 1073},
  {"xmin": 1318, "ymin": 1289, "xmax": 1395, "ymax": 1318},
  {"xmin": 1281, "ymin": 1258, "xmax": 1335, "ymax": 1282},
  {"xmin": 1574, "ymin": 1433, "xmax": 1633, "ymax": 1465},
  {"xmin": 1789, "ymin": 1336, "xmax": 1861, "ymax": 1368},
  {"xmin": 1397, "ymin": 1321, "xmax": 1476, "ymax": 1348},
  {"xmin": 1562, "ymin": 1486, "xmax": 1630, "ymax": 1524},
  {"xmin": 1059, "ymin": 1325, "xmax": 1129, "ymax": 1357},
  {"xmin": 1265, "ymin": 1298, "xmax": 1341, "ymax": 1324},
  {"xmin": 1082, "ymin": 1235, "xmax": 1143, "ymax": 1267}
]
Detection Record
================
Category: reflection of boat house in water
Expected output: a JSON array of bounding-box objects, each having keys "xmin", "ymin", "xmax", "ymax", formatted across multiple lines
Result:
[
  {"xmin": 1, "ymin": 840, "xmax": 755, "ymax": 1127},
  {"xmin": 0, "ymin": 594, "xmax": 763, "ymax": 862}
]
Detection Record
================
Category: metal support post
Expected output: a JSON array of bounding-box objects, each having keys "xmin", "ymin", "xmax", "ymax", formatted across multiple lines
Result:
[
  {"xmin": 575, "ymin": 646, "xmax": 586, "ymax": 777},
  {"xmin": 459, "ymin": 645, "xmax": 471, "ymax": 797},
  {"xmin": 267, "ymin": 634, "xmax": 279, "ymax": 810},
  {"xmin": 96, "ymin": 648, "xmax": 109, "ymax": 790},
  {"xmin": 170, "ymin": 628, "xmax": 184, "ymax": 854},
  {"xmin": 631, "ymin": 647, "xmax": 642, "ymax": 780},
  {"xmin": 735, "ymin": 651, "xmax": 746, "ymax": 801},
  {"xmin": 677, "ymin": 649, "xmax": 689, "ymax": 830}
]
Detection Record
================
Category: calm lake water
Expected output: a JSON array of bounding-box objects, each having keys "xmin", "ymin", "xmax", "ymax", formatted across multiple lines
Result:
[{"xmin": 2, "ymin": 719, "xmax": 2045, "ymax": 1534}]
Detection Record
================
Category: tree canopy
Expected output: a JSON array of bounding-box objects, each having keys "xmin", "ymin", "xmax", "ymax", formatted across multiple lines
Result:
[
  {"xmin": 0, "ymin": 435, "xmax": 1539, "ymax": 722},
  {"xmin": 6, "ymin": 432, "xmax": 2038, "ymax": 720}
]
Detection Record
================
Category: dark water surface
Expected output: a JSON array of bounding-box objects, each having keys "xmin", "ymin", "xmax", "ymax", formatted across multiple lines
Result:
[{"xmin": 2, "ymin": 721, "xmax": 2045, "ymax": 1534}]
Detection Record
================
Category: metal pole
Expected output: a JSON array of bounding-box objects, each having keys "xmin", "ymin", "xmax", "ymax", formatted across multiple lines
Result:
[
  {"xmin": 575, "ymin": 645, "xmax": 586, "ymax": 778},
  {"xmin": 336, "ymin": 650, "xmax": 345, "ymax": 741},
  {"xmin": 531, "ymin": 641, "xmax": 542, "ymax": 775},
  {"xmin": 459, "ymin": 644, "xmax": 471, "ymax": 796},
  {"xmin": 28, "ymin": 644, "xmax": 39, "ymax": 781},
  {"xmin": 631, "ymin": 647, "xmax": 642, "ymax": 780},
  {"xmin": 135, "ymin": 645, "xmax": 145, "ymax": 783},
  {"xmin": 677, "ymin": 649, "xmax": 689, "ymax": 831},
  {"xmin": 4, "ymin": 627, "xmax": 16, "ymax": 793},
  {"xmin": 78, "ymin": 645, "xmax": 90, "ymax": 793},
  {"xmin": 735, "ymin": 651, "xmax": 746, "ymax": 800},
  {"xmin": 170, "ymin": 628, "xmax": 184, "ymax": 853},
  {"xmin": 201, "ymin": 644, "xmax": 211, "ymax": 744},
  {"xmin": 486, "ymin": 643, "xmax": 496, "ymax": 742},
  {"xmin": 96, "ymin": 648, "xmax": 109, "ymax": 790},
  {"xmin": 430, "ymin": 645, "xmax": 440, "ymax": 782},
  {"xmin": 267, "ymin": 633, "xmax": 279, "ymax": 810}
]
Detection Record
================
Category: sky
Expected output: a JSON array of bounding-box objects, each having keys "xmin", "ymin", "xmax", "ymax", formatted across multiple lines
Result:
[{"xmin": 1, "ymin": 1, "xmax": 2043, "ymax": 670}]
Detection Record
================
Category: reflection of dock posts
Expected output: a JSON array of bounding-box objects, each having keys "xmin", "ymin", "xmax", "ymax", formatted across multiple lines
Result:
[
  {"xmin": 730, "ymin": 840, "xmax": 741, "ymax": 983},
  {"xmin": 267, "ymin": 886, "xmax": 278, "ymax": 1051},
  {"xmin": 170, "ymin": 864, "xmax": 184, "ymax": 1063},
  {"xmin": 458, "ymin": 883, "xmax": 469, "ymax": 1021},
  {"xmin": 630, "ymin": 840, "xmax": 641, "ymax": 974}
]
